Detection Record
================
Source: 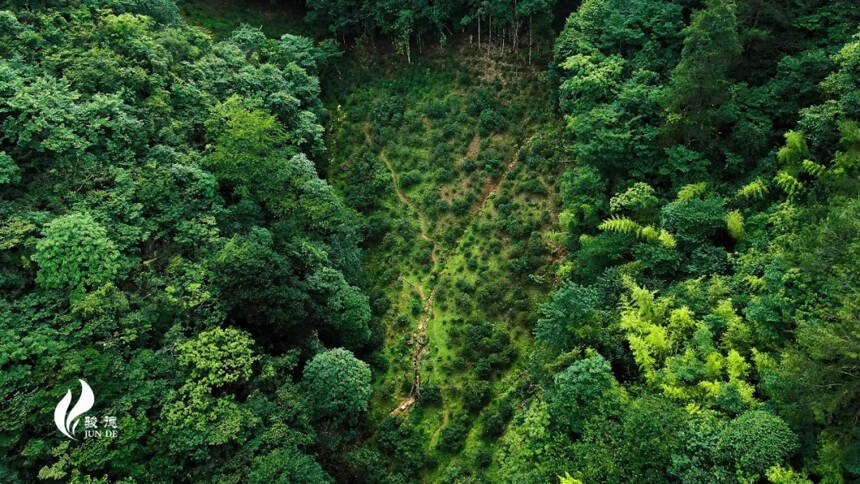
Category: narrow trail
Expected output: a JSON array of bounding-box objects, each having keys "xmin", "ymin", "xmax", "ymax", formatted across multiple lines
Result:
[
  {"xmin": 472, "ymin": 157, "xmax": 517, "ymax": 214},
  {"xmin": 362, "ymin": 123, "xmax": 440, "ymax": 268},
  {"xmin": 430, "ymin": 405, "xmax": 451, "ymax": 444},
  {"xmin": 362, "ymin": 122, "xmax": 441, "ymax": 414},
  {"xmin": 420, "ymin": 150, "xmax": 520, "ymax": 445},
  {"xmin": 401, "ymin": 279, "xmax": 437, "ymax": 399}
]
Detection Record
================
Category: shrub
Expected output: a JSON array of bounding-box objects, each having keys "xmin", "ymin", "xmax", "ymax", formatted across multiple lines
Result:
[
  {"xmin": 438, "ymin": 418, "xmax": 469, "ymax": 453},
  {"xmin": 481, "ymin": 411, "xmax": 506, "ymax": 440},
  {"xmin": 426, "ymin": 101, "xmax": 449, "ymax": 119},
  {"xmin": 462, "ymin": 379, "xmax": 490, "ymax": 412},
  {"xmin": 479, "ymin": 108, "xmax": 508, "ymax": 134},
  {"xmin": 548, "ymin": 355, "xmax": 618, "ymax": 435},
  {"xmin": 372, "ymin": 97, "xmax": 404, "ymax": 127},
  {"xmin": 400, "ymin": 169, "xmax": 421, "ymax": 188},
  {"xmin": 442, "ymin": 123, "xmax": 459, "ymax": 139},
  {"xmin": 419, "ymin": 384, "xmax": 443, "ymax": 406},
  {"xmin": 517, "ymin": 178, "xmax": 548, "ymax": 196}
]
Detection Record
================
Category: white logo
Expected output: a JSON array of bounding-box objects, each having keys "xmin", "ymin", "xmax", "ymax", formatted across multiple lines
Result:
[{"xmin": 54, "ymin": 379, "xmax": 94, "ymax": 440}]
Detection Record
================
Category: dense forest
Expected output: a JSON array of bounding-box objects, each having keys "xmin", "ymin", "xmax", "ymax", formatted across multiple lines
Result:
[{"xmin": 0, "ymin": 0, "xmax": 857, "ymax": 482}]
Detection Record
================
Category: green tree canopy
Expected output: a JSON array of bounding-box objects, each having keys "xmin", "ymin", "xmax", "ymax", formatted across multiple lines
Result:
[
  {"xmin": 32, "ymin": 212, "xmax": 121, "ymax": 294},
  {"xmin": 301, "ymin": 348, "xmax": 372, "ymax": 425}
]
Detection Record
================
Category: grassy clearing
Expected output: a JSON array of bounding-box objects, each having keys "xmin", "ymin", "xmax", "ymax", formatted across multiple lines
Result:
[{"xmin": 325, "ymin": 44, "xmax": 566, "ymax": 477}]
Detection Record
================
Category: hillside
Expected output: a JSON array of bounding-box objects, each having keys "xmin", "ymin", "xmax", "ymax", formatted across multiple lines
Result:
[
  {"xmin": 0, "ymin": 0, "xmax": 857, "ymax": 483},
  {"xmin": 323, "ymin": 44, "xmax": 565, "ymax": 478}
]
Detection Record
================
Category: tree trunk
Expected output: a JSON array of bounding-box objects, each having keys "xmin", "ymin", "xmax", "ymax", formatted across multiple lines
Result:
[
  {"xmin": 528, "ymin": 15, "xmax": 532, "ymax": 65},
  {"xmin": 513, "ymin": 0, "xmax": 519, "ymax": 55},
  {"xmin": 515, "ymin": 18, "xmax": 519, "ymax": 55}
]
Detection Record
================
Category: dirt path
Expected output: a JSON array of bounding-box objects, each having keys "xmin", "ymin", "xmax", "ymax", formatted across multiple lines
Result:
[
  {"xmin": 430, "ymin": 406, "xmax": 451, "ymax": 444},
  {"xmin": 472, "ymin": 156, "xmax": 517, "ymax": 214},
  {"xmin": 406, "ymin": 281, "xmax": 437, "ymax": 397},
  {"xmin": 362, "ymin": 124, "xmax": 440, "ymax": 268},
  {"xmin": 363, "ymin": 124, "xmax": 439, "ymax": 414}
]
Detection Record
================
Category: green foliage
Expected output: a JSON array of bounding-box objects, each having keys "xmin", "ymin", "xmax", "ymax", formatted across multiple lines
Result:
[
  {"xmin": 176, "ymin": 327, "xmax": 259, "ymax": 388},
  {"xmin": 301, "ymin": 348, "xmax": 372, "ymax": 424},
  {"xmin": 377, "ymin": 416, "xmax": 425, "ymax": 477},
  {"xmin": 438, "ymin": 417, "xmax": 469, "ymax": 453},
  {"xmin": 32, "ymin": 213, "xmax": 121, "ymax": 294},
  {"xmin": 774, "ymin": 171, "xmax": 804, "ymax": 196},
  {"xmin": 666, "ymin": 0, "xmax": 742, "ymax": 151},
  {"xmin": 306, "ymin": 0, "xmax": 556, "ymax": 62},
  {"xmin": 497, "ymin": 400, "xmax": 560, "ymax": 481},
  {"xmin": 2, "ymin": 0, "xmax": 858, "ymax": 480},
  {"xmin": 759, "ymin": 198, "xmax": 860, "ymax": 481},
  {"xmin": 0, "ymin": 4, "xmax": 366, "ymax": 480},
  {"xmin": 535, "ymin": 281, "xmax": 599, "ymax": 349},
  {"xmin": 547, "ymin": 355, "xmax": 619, "ymax": 435},
  {"xmin": 777, "ymin": 131, "xmax": 810, "ymax": 168},
  {"xmin": 676, "ymin": 182, "xmax": 708, "ymax": 202},
  {"xmin": 0, "ymin": 151, "xmax": 19, "ymax": 185},
  {"xmin": 163, "ymin": 328, "xmax": 261, "ymax": 457},
  {"xmin": 737, "ymin": 179, "xmax": 768, "ymax": 199},
  {"xmin": 307, "ymin": 267, "xmax": 372, "ymax": 349},
  {"xmin": 725, "ymin": 210, "xmax": 745, "ymax": 240},
  {"xmin": 660, "ymin": 196, "xmax": 726, "ymax": 247},
  {"xmin": 598, "ymin": 216, "xmax": 639, "ymax": 237},
  {"xmin": 558, "ymin": 472, "xmax": 583, "ymax": 484},
  {"xmin": 479, "ymin": 108, "xmax": 508, "ymax": 135},
  {"xmin": 559, "ymin": 164, "xmax": 606, "ymax": 231},
  {"xmin": 537, "ymin": 0, "xmax": 859, "ymax": 479},
  {"xmin": 609, "ymin": 182, "xmax": 658, "ymax": 217},
  {"xmin": 204, "ymin": 96, "xmax": 291, "ymax": 197},
  {"xmin": 248, "ymin": 445, "xmax": 334, "ymax": 484},
  {"xmin": 766, "ymin": 465, "xmax": 813, "ymax": 484},
  {"xmin": 619, "ymin": 277, "xmax": 760, "ymax": 411},
  {"xmin": 598, "ymin": 215, "xmax": 676, "ymax": 248},
  {"xmin": 717, "ymin": 410, "xmax": 798, "ymax": 478}
]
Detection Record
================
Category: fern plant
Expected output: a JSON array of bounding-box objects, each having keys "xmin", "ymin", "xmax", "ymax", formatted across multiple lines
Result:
[
  {"xmin": 599, "ymin": 216, "xmax": 640, "ymax": 236},
  {"xmin": 801, "ymin": 159, "xmax": 827, "ymax": 177},
  {"xmin": 599, "ymin": 217, "xmax": 677, "ymax": 247},
  {"xmin": 559, "ymin": 473, "xmax": 584, "ymax": 484},
  {"xmin": 775, "ymin": 171, "xmax": 804, "ymax": 196},
  {"xmin": 676, "ymin": 182, "xmax": 707, "ymax": 202},
  {"xmin": 638, "ymin": 225, "xmax": 659, "ymax": 242},
  {"xmin": 834, "ymin": 120, "xmax": 860, "ymax": 174},
  {"xmin": 658, "ymin": 229, "xmax": 676, "ymax": 248},
  {"xmin": 777, "ymin": 130, "xmax": 809, "ymax": 167},
  {"xmin": 725, "ymin": 210, "xmax": 744, "ymax": 240},
  {"xmin": 744, "ymin": 275, "xmax": 766, "ymax": 292},
  {"xmin": 736, "ymin": 179, "xmax": 768, "ymax": 199}
]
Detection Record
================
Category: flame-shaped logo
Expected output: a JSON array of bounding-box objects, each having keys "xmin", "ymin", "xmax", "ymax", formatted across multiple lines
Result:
[{"xmin": 54, "ymin": 379, "xmax": 94, "ymax": 440}]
